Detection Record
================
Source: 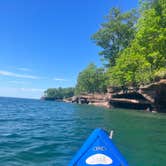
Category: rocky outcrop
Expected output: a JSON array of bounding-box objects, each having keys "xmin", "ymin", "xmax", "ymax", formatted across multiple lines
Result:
[
  {"xmin": 63, "ymin": 79, "xmax": 166, "ymax": 112},
  {"xmin": 71, "ymin": 96, "xmax": 89, "ymax": 104},
  {"xmin": 64, "ymin": 94, "xmax": 111, "ymax": 108},
  {"xmin": 110, "ymin": 96, "xmax": 152, "ymax": 111},
  {"xmin": 139, "ymin": 79, "xmax": 166, "ymax": 112},
  {"xmin": 108, "ymin": 79, "xmax": 166, "ymax": 112},
  {"xmin": 81, "ymin": 94, "xmax": 111, "ymax": 108},
  {"xmin": 109, "ymin": 92, "xmax": 152, "ymax": 110}
]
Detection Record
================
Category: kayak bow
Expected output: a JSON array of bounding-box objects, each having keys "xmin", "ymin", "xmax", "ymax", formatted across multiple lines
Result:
[{"xmin": 69, "ymin": 128, "xmax": 128, "ymax": 166}]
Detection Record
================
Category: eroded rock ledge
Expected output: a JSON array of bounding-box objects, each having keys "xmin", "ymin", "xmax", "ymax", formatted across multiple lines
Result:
[{"xmin": 63, "ymin": 79, "xmax": 166, "ymax": 113}]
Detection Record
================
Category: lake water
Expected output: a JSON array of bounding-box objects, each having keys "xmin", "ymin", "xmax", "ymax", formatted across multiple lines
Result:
[{"xmin": 0, "ymin": 97, "xmax": 165, "ymax": 166}]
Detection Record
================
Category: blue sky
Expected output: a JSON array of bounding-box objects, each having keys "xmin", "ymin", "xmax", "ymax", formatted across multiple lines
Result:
[{"xmin": 0, "ymin": 0, "xmax": 138, "ymax": 98}]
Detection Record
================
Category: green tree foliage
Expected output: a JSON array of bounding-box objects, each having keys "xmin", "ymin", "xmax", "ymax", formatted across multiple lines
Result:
[
  {"xmin": 92, "ymin": 8, "xmax": 138, "ymax": 67},
  {"xmin": 44, "ymin": 0, "xmax": 166, "ymax": 97},
  {"xmin": 44, "ymin": 87, "xmax": 75, "ymax": 100},
  {"xmin": 75, "ymin": 63, "xmax": 107, "ymax": 94},
  {"xmin": 108, "ymin": 0, "xmax": 166, "ymax": 87},
  {"xmin": 107, "ymin": 45, "xmax": 151, "ymax": 88},
  {"xmin": 136, "ymin": 0, "xmax": 166, "ymax": 73}
]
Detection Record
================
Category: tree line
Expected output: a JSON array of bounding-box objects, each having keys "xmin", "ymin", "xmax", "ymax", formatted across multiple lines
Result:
[
  {"xmin": 44, "ymin": 87, "xmax": 75, "ymax": 100},
  {"xmin": 44, "ymin": 0, "xmax": 166, "ymax": 98},
  {"xmin": 75, "ymin": 0, "xmax": 166, "ymax": 94}
]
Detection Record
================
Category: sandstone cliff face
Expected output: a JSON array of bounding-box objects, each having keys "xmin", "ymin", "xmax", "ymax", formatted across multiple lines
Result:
[
  {"xmin": 110, "ymin": 92, "xmax": 152, "ymax": 111},
  {"xmin": 68, "ymin": 94, "xmax": 111, "ymax": 108},
  {"xmin": 139, "ymin": 79, "xmax": 166, "ymax": 112},
  {"xmin": 107, "ymin": 79, "xmax": 166, "ymax": 112},
  {"xmin": 63, "ymin": 79, "xmax": 166, "ymax": 112}
]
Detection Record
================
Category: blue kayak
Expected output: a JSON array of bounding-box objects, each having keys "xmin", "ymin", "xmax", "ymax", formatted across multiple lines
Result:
[{"xmin": 69, "ymin": 128, "xmax": 129, "ymax": 166}]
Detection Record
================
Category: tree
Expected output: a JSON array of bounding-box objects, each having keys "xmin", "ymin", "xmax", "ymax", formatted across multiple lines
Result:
[
  {"xmin": 75, "ymin": 64, "xmax": 108, "ymax": 94},
  {"xmin": 133, "ymin": 0, "xmax": 166, "ymax": 79},
  {"xmin": 44, "ymin": 87, "xmax": 75, "ymax": 100},
  {"xmin": 107, "ymin": 0, "xmax": 166, "ymax": 87},
  {"xmin": 92, "ymin": 8, "xmax": 138, "ymax": 67},
  {"xmin": 107, "ymin": 44, "xmax": 152, "ymax": 88}
]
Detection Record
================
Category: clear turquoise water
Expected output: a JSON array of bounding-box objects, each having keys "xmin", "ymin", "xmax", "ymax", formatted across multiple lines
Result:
[{"xmin": 0, "ymin": 97, "xmax": 165, "ymax": 166}]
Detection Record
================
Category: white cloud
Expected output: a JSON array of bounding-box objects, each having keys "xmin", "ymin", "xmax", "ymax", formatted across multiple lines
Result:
[
  {"xmin": 8, "ymin": 81, "xmax": 28, "ymax": 85},
  {"xmin": 17, "ymin": 67, "xmax": 31, "ymax": 72},
  {"xmin": 20, "ymin": 88, "xmax": 45, "ymax": 92},
  {"xmin": 0, "ymin": 70, "xmax": 40, "ymax": 79},
  {"xmin": 53, "ymin": 78, "xmax": 68, "ymax": 81},
  {"xmin": 0, "ymin": 87, "xmax": 45, "ymax": 99}
]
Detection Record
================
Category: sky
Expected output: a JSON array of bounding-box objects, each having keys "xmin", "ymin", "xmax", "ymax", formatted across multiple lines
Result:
[{"xmin": 0, "ymin": 0, "xmax": 138, "ymax": 98}]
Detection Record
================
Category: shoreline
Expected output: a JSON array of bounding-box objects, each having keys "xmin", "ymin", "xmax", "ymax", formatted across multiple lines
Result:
[{"xmin": 62, "ymin": 79, "xmax": 166, "ymax": 113}]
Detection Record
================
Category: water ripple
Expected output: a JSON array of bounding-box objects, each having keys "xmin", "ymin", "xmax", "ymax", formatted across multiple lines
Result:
[{"xmin": 0, "ymin": 97, "xmax": 165, "ymax": 166}]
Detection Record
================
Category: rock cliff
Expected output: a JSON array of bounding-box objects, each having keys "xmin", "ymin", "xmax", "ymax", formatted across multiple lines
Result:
[{"xmin": 63, "ymin": 79, "xmax": 166, "ymax": 112}]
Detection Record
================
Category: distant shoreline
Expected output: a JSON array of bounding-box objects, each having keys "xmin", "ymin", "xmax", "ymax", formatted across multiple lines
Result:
[{"xmin": 43, "ymin": 79, "xmax": 166, "ymax": 113}]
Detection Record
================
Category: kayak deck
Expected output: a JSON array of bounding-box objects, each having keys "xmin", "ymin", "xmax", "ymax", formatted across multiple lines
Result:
[{"xmin": 69, "ymin": 128, "xmax": 128, "ymax": 166}]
